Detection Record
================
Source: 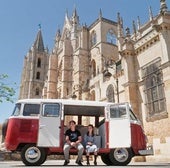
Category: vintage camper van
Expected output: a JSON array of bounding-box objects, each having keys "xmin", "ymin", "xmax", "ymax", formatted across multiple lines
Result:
[{"xmin": 2, "ymin": 99, "xmax": 153, "ymax": 166}]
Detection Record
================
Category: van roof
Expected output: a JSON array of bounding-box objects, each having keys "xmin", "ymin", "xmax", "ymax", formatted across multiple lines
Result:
[
  {"xmin": 17, "ymin": 99, "xmax": 128, "ymax": 107},
  {"xmin": 17, "ymin": 99, "xmax": 107, "ymax": 106},
  {"xmin": 16, "ymin": 99, "xmax": 129, "ymax": 117}
]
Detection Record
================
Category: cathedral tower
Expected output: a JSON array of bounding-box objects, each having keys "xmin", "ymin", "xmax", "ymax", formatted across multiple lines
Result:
[{"xmin": 19, "ymin": 28, "xmax": 49, "ymax": 99}]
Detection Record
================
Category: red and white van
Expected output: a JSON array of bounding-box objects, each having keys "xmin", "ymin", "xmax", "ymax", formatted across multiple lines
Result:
[{"xmin": 2, "ymin": 99, "xmax": 153, "ymax": 166}]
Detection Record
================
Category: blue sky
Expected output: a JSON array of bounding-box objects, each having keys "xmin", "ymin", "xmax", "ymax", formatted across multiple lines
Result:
[{"xmin": 0, "ymin": 0, "xmax": 170, "ymax": 123}]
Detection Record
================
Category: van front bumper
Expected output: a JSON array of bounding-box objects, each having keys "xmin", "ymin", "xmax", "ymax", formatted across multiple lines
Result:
[{"xmin": 138, "ymin": 145, "xmax": 154, "ymax": 155}]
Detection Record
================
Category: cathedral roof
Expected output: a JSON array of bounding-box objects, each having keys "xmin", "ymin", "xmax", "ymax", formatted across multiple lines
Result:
[{"xmin": 88, "ymin": 17, "xmax": 117, "ymax": 30}]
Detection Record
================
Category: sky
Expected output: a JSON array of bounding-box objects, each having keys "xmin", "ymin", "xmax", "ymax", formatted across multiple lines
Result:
[{"xmin": 0, "ymin": 0, "xmax": 170, "ymax": 124}]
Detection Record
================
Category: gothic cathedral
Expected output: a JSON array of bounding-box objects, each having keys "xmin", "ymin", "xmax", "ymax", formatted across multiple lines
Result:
[{"xmin": 19, "ymin": 1, "xmax": 170, "ymax": 162}]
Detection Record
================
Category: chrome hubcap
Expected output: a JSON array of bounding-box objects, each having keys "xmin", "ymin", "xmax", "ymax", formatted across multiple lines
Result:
[
  {"xmin": 25, "ymin": 147, "xmax": 40, "ymax": 162},
  {"xmin": 114, "ymin": 148, "xmax": 128, "ymax": 162}
]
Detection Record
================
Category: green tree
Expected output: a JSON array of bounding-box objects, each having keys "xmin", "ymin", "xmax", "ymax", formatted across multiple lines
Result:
[{"xmin": 0, "ymin": 74, "xmax": 16, "ymax": 103}]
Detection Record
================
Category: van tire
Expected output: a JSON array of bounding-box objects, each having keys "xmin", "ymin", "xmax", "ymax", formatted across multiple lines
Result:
[
  {"xmin": 21, "ymin": 144, "xmax": 46, "ymax": 166},
  {"xmin": 101, "ymin": 153, "xmax": 113, "ymax": 165},
  {"xmin": 109, "ymin": 148, "xmax": 132, "ymax": 166}
]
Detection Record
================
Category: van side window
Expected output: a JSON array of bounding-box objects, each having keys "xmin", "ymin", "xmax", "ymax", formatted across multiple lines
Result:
[
  {"xmin": 12, "ymin": 103, "xmax": 21, "ymax": 116},
  {"xmin": 23, "ymin": 104, "xmax": 40, "ymax": 116},
  {"xmin": 43, "ymin": 103, "xmax": 60, "ymax": 117},
  {"xmin": 110, "ymin": 105, "xmax": 127, "ymax": 118}
]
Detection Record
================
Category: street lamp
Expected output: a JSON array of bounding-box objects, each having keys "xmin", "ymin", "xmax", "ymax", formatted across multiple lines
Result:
[
  {"xmin": 103, "ymin": 61, "xmax": 120, "ymax": 103},
  {"xmin": 115, "ymin": 77, "xmax": 119, "ymax": 103}
]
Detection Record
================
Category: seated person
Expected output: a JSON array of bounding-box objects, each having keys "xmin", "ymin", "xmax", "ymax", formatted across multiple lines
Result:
[
  {"xmin": 63, "ymin": 120, "xmax": 84, "ymax": 166},
  {"xmin": 84, "ymin": 124, "xmax": 98, "ymax": 165}
]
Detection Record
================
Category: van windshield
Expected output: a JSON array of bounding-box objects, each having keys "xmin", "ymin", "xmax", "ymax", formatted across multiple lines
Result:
[{"xmin": 12, "ymin": 103, "xmax": 21, "ymax": 116}]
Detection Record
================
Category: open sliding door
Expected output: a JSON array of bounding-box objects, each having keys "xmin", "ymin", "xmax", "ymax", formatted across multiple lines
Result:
[{"xmin": 108, "ymin": 103, "xmax": 131, "ymax": 148}]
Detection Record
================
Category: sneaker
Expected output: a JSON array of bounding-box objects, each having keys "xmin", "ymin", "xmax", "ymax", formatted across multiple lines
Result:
[
  {"xmin": 63, "ymin": 160, "xmax": 70, "ymax": 166},
  {"xmin": 76, "ymin": 160, "xmax": 83, "ymax": 166}
]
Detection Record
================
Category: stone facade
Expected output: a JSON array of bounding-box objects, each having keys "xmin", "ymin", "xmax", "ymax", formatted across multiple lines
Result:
[{"xmin": 19, "ymin": 1, "xmax": 170, "ymax": 162}]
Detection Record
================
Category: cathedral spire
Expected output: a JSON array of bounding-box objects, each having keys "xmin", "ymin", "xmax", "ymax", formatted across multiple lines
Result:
[
  {"xmin": 117, "ymin": 12, "xmax": 124, "ymax": 38},
  {"xmin": 149, "ymin": 6, "xmax": 153, "ymax": 21},
  {"xmin": 132, "ymin": 20, "xmax": 136, "ymax": 34},
  {"xmin": 160, "ymin": 0, "xmax": 168, "ymax": 14},
  {"xmin": 117, "ymin": 12, "xmax": 124, "ymax": 51},
  {"xmin": 64, "ymin": 9, "xmax": 70, "ymax": 24},
  {"xmin": 34, "ymin": 26, "xmax": 45, "ymax": 52},
  {"xmin": 72, "ymin": 7, "xmax": 79, "ymax": 24},
  {"xmin": 137, "ymin": 16, "xmax": 141, "ymax": 30},
  {"xmin": 99, "ymin": 8, "xmax": 102, "ymax": 19}
]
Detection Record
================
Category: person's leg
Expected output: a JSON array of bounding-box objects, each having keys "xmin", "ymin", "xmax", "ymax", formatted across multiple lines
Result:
[
  {"xmin": 89, "ymin": 144, "xmax": 98, "ymax": 165},
  {"xmin": 94, "ymin": 152, "xmax": 97, "ymax": 165},
  {"xmin": 86, "ymin": 145, "xmax": 90, "ymax": 165},
  {"xmin": 93, "ymin": 145, "xmax": 98, "ymax": 165},
  {"xmin": 76, "ymin": 143, "xmax": 84, "ymax": 165},
  {"xmin": 86, "ymin": 152, "xmax": 90, "ymax": 165},
  {"xmin": 63, "ymin": 143, "xmax": 71, "ymax": 165}
]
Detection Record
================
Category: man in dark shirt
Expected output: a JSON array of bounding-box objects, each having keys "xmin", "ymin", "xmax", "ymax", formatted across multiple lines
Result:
[{"xmin": 63, "ymin": 120, "xmax": 84, "ymax": 166}]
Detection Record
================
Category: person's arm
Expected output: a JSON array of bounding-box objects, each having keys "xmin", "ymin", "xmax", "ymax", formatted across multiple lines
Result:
[
  {"xmin": 76, "ymin": 135, "xmax": 82, "ymax": 144},
  {"xmin": 65, "ymin": 130, "xmax": 71, "ymax": 145},
  {"xmin": 75, "ymin": 130, "xmax": 82, "ymax": 144},
  {"xmin": 65, "ymin": 135, "xmax": 71, "ymax": 145},
  {"xmin": 85, "ymin": 135, "xmax": 92, "ymax": 145}
]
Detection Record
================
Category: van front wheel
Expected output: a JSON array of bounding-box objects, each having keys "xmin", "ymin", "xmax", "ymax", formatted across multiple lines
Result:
[
  {"xmin": 109, "ymin": 148, "xmax": 132, "ymax": 166},
  {"xmin": 21, "ymin": 144, "xmax": 46, "ymax": 166}
]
